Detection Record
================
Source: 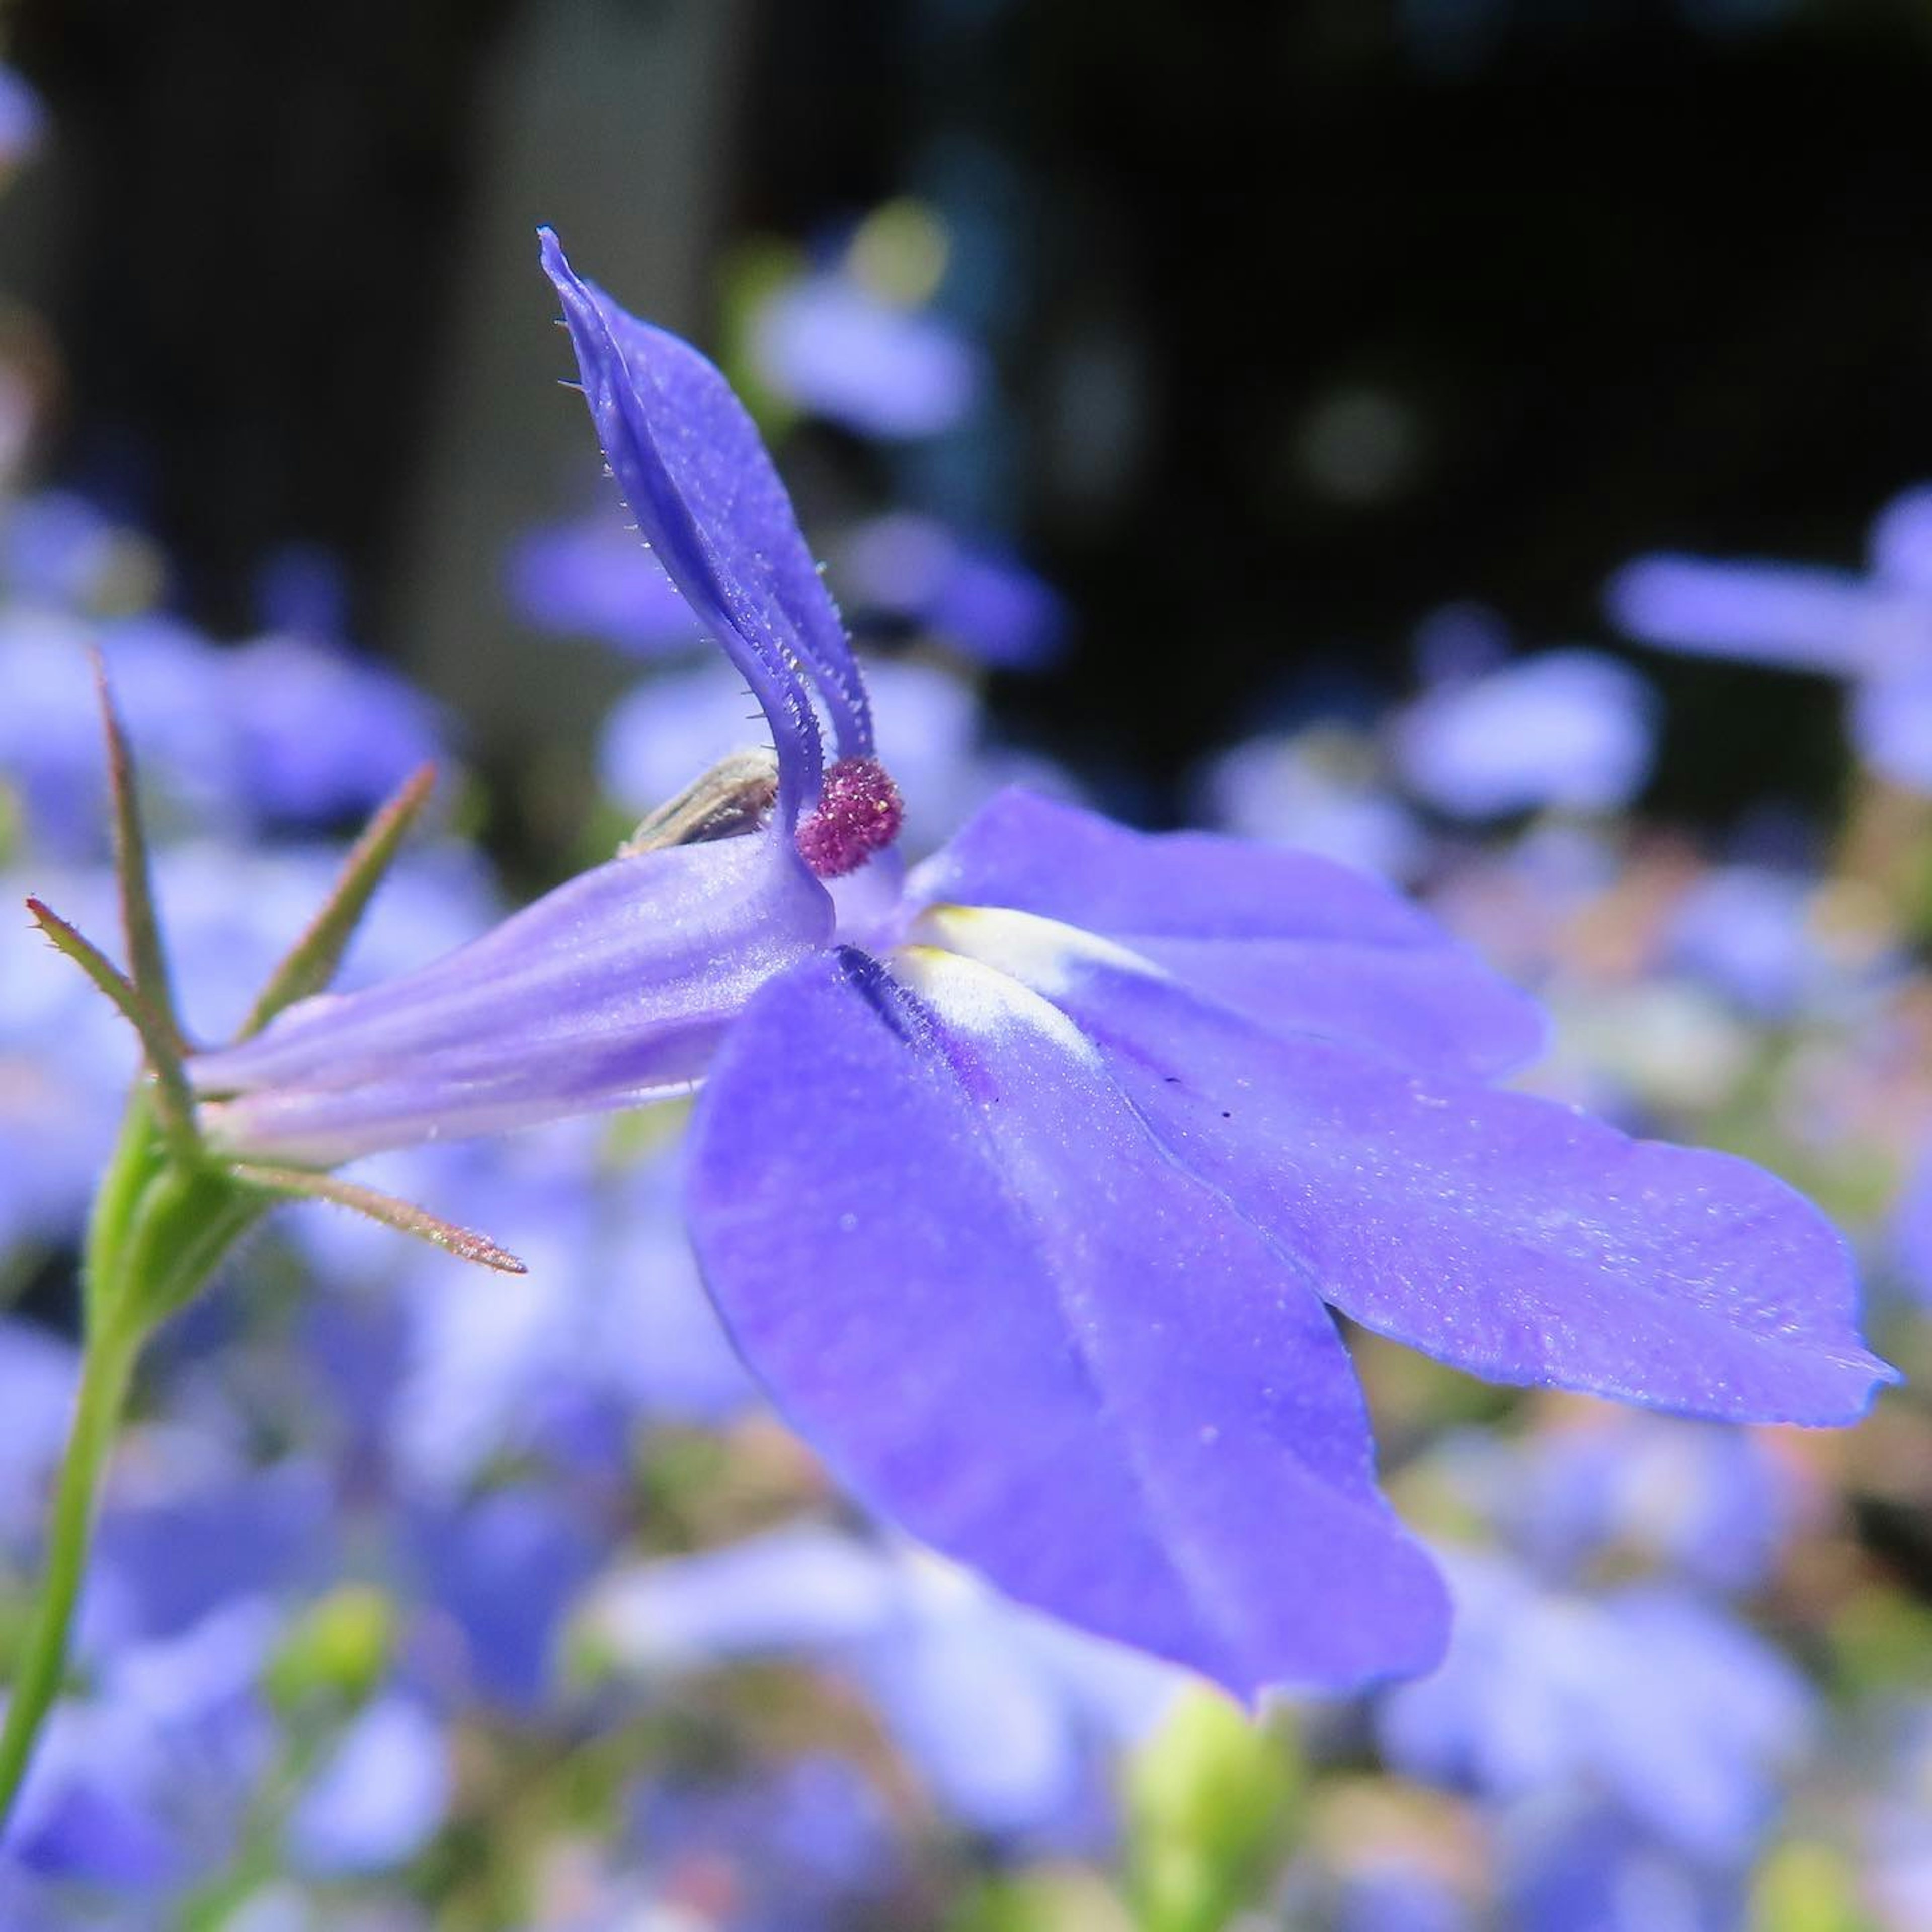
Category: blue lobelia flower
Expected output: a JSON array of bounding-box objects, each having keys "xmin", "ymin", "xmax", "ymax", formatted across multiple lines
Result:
[
  {"xmin": 1427, "ymin": 1413, "xmax": 1798, "ymax": 1598},
  {"xmin": 838, "ymin": 510, "xmax": 1069, "ymax": 669},
  {"xmin": 750, "ymin": 260, "xmax": 984, "ymax": 441},
  {"xmin": 587, "ymin": 1522, "xmax": 1180, "ymax": 1848},
  {"xmin": 1376, "ymin": 1549, "xmax": 1815, "ymax": 1865},
  {"xmin": 284, "ymin": 1692, "xmax": 452, "ymax": 1878},
  {"xmin": 186, "ymin": 231, "xmax": 1892, "ymax": 1701},
  {"xmin": 0, "ymin": 65, "xmax": 45, "ymax": 173},
  {"xmin": 1389, "ymin": 608, "xmax": 1658, "ymax": 822},
  {"xmin": 509, "ymin": 505, "xmax": 708, "ymax": 659},
  {"xmin": 1606, "ymin": 485, "xmax": 1932, "ymax": 790}
]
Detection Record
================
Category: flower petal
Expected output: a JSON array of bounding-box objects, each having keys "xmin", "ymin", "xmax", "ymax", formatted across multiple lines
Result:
[
  {"xmin": 1606, "ymin": 554, "xmax": 1913, "ymax": 678},
  {"xmin": 1849, "ymin": 667, "xmax": 1932, "ymax": 792},
  {"xmin": 542, "ymin": 230, "xmax": 871, "ymax": 785},
  {"xmin": 956, "ymin": 929, "xmax": 1892, "ymax": 1425},
  {"xmin": 192, "ymin": 834, "xmax": 830, "ymax": 1165},
  {"xmin": 686, "ymin": 944, "xmax": 1446, "ymax": 1697},
  {"xmin": 909, "ymin": 787, "xmax": 1544, "ymax": 1077}
]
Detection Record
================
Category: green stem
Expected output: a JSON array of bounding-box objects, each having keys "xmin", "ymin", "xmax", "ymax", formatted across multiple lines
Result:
[
  {"xmin": 0, "ymin": 1311, "xmax": 142, "ymax": 1829},
  {"xmin": 0, "ymin": 1098, "xmax": 260, "ymax": 1836}
]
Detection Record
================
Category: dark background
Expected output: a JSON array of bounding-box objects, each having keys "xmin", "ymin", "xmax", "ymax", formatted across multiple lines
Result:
[{"xmin": 10, "ymin": 0, "xmax": 1932, "ymax": 823}]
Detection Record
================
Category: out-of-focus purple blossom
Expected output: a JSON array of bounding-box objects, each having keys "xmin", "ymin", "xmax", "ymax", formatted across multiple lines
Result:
[
  {"xmin": 1377, "ymin": 1551, "xmax": 1814, "ymax": 1863},
  {"xmin": 407, "ymin": 1486, "xmax": 599, "ymax": 1713},
  {"xmin": 253, "ymin": 545, "xmax": 350, "ymax": 640},
  {"xmin": 1666, "ymin": 864, "xmax": 1895, "ymax": 1023},
  {"xmin": 629, "ymin": 1756, "xmax": 907, "ymax": 1932},
  {"xmin": 590, "ymin": 1524, "xmax": 1179, "ymax": 1846},
  {"xmin": 856, "ymin": 1553, "xmax": 1180, "ymax": 1847},
  {"xmin": 1, "ymin": 492, "xmax": 149, "ymax": 610},
  {"xmin": 286, "ymin": 1692, "xmax": 452, "ymax": 1877},
  {"xmin": 750, "ymin": 272, "xmax": 982, "ymax": 440},
  {"xmin": 1391, "ymin": 643, "xmax": 1657, "ymax": 820},
  {"xmin": 839, "ymin": 512, "xmax": 1067, "ymax": 668},
  {"xmin": 0, "ymin": 606, "xmax": 454, "ymax": 853},
  {"xmin": 219, "ymin": 634, "xmax": 444, "ymax": 826},
  {"xmin": 4, "ymin": 1597, "xmax": 278, "ymax": 1892},
  {"xmin": 82, "ymin": 1458, "xmax": 332, "ymax": 1653},
  {"xmin": 299, "ymin": 1127, "xmax": 755, "ymax": 1492},
  {"xmin": 1607, "ymin": 485, "xmax": 1932, "ymax": 789},
  {"xmin": 1500, "ymin": 1801, "xmax": 1748, "ymax": 1932},
  {"xmin": 0, "ymin": 65, "xmax": 45, "ymax": 170},
  {"xmin": 1334, "ymin": 1862, "xmax": 1474, "ymax": 1932},
  {"xmin": 1432, "ymin": 1416, "xmax": 1797, "ymax": 1595},
  {"xmin": 0, "ymin": 610, "xmax": 228, "ymax": 848},
  {"xmin": 1195, "ymin": 725, "xmax": 1427, "ymax": 882},
  {"xmin": 509, "ymin": 509, "xmax": 706, "ymax": 658}
]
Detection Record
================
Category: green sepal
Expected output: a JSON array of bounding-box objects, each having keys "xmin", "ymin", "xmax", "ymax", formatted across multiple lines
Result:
[
  {"xmin": 239, "ymin": 761, "xmax": 438, "ymax": 1037},
  {"xmin": 227, "ymin": 1161, "xmax": 527, "ymax": 1273},
  {"xmin": 27, "ymin": 898, "xmax": 199, "ymax": 1164},
  {"xmin": 92, "ymin": 649, "xmax": 184, "ymax": 1054}
]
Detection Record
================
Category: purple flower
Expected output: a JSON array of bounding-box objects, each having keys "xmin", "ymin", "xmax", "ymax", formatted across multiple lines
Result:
[
  {"xmin": 1500, "ymin": 1803, "xmax": 1749, "ymax": 1932},
  {"xmin": 185, "ymin": 232, "xmax": 1891, "ymax": 1700},
  {"xmin": 1390, "ymin": 630, "xmax": 1657, "ymax": 821},
  {"xmin": 1433, "ymin": 1415, "xmax": 1797, "ymax": 1596},
  {"xmin": 217, "ymin": 634, "xmax": 444, "ymax": 828},
  {"xmin": 4, "ymin": 1598, "xmax": 278, "ymax": 1892},
  {"xmin": 588, "ymin": 1523, "xmax": 1178, "ymax": 1846},
  {"xmin": 1606, "ymin": 486, "xmax": 1932, "ymax": 789},
  {"xmin": 626, "ymin": 1756, "xmax": 907, "ymax": 1932},
  {"xmin": 2, "ymin": 491, "xmax": 138, "ymax": 610},
  {"xmin": 285, "ymin": 1693, "xmax": 451, "ymax": 1877},
  {"xmin": 508, "ymin": 507, "xmax": 706, "ymax": 658},
  {"xmin": 1377, "ymin": 1552, "xmax": 1814, "ymax": 1862},
  {"xmin": 1196, "ymin": 724, "xmax": 1427, "ymax": 882},
  {"xmin": 0, "ymin": 599, "xmax": 450, "ymax": 852},
  {"xmin": 0, "ymin": 65, "xmax": 45, "ymax": 171},
  {"xmin": 839, "ymin": 512, "xmax": 1068, "ymax": 668},
  {"xmin": 750, "ymin": 271, "xmax": 982, "ymax": 440},
  {"xmin": 405, "ymin": 1486, "xmax": 598, "ymax": 1712}
]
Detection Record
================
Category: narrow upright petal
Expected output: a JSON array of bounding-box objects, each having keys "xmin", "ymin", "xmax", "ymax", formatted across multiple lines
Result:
[
  {"xmin": 687, "ymin": 944, "xmax": 1447, "ymax": 1698},
  {"xmin": 541, "ymin": 229, "xmax": 872, "ymax": 789},
  {"xmin": 944, "ymin": 925, "xmax": 1893, "ymax": 1425},
  {"xmin": 910, "ymin": 788, "xmax": 1544, "ymax": 1077}
]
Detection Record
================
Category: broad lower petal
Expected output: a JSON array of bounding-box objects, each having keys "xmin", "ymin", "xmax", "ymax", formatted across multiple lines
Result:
[
  {"xmin": 978, "ymin": 941, "xmax": 1892, "ymax": 1426},
  {"xmin": 192, "ymin": 834, "xmax": 830, "ymax": 1166},
  {"xmin": 686, "ymin": 944, "xmax": 1446, "ymax": 1697},
  {"xmin": 908, "ymin": 787, "xmax": 1543, "ymax": 1077}
]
